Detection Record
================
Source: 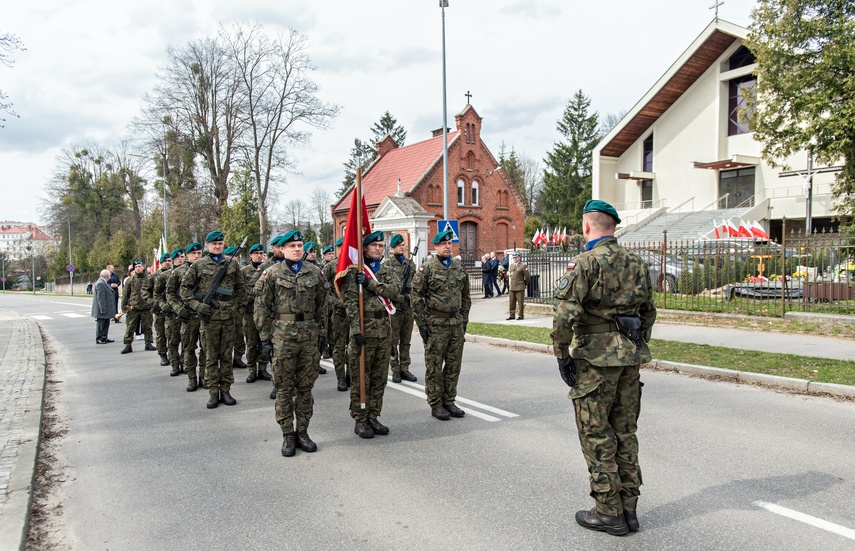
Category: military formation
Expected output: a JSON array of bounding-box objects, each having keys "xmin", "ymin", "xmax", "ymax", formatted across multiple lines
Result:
[{"xmin": 118, "ymin": 227, "xmax": 470, "ymax": 459}]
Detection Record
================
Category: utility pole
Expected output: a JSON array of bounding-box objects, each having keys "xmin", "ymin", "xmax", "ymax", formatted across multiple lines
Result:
[
  {"xmin": 68, "ymin": 217, "xmax": 74, "ymax": 295},
  {"xmin": 440, "ymin": 0, "xmax": 450, "ymax": 220},
  {"xmin": 805, "ymin": 150, "xmax": 813, "ymax": 236}
]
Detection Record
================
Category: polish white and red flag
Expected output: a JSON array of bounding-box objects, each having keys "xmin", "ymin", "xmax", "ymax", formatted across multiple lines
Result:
[
  {"xmin": 561, "ymin": 227, "xmax": 568, "ymax": 243},
  {"xmin": 532, "ymin": 228, "xmax": 541, "ymax": 246},
  {"xmin": 750, "ymin": 220, "xmax": 770, "ymax": 239},
  {"xmin": 738, "ymin": 219, "xmax": 753, "ymax": 238},
  {"xmin": 552, "ymin": 227, "xmax": 560, "ymax": 245},
  {"xmin": 726, "ymin": 219, "xmax": 740, "ymax": 237},
  {"xmin": 713, "ymin": 219, "xmax": 721, "ymax": 239},
  {"xmin": 333, "ymin": 187, "xmax": 395, "ymax": 314}
]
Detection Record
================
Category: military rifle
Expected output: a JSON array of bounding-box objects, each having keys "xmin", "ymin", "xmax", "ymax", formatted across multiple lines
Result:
[
  {"xmin": 199, "ymin": 236, "xmax": 248, "ymax": 321},
  {"xmin": 401, "ymin": 240, "xmax": 420, "ymax": 292}
]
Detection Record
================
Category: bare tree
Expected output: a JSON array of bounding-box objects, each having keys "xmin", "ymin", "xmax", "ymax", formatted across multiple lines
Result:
[
  {"xmin": 599, "ymin": 109, "xmax": 627, "ymax": 137},
  {"xmin": 518, "ymin": 152, "xmax": 543, "ymax": 216},
  {"xmin": 0, "ymin": 32, "xmax": 26, "ymax": 126},
  {"xmin": 282, "ymin": 199, "xmax": 307, "ymax": 230},
  {"xmin": 310, "ymin": 186, "xmax": 331, "ymax": 228},
  {"xmin": 223, "ymin": 23, "xmax": 340, "ymax": 245}
]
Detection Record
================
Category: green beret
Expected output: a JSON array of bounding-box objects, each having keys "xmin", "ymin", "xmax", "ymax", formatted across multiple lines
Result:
[
  {"xmin": 432, "ymin": 229, "xmax": 455, "ymax": 244},
  {"xmin": 224, "ymin": 246, "xmax": 237, "ymax": 255},
  {"xmin": 362, "ymin": 230, "xmax": 384, "ymax": 246},
  {"xmin": 171, "ymin": 248, "xmax": 185, "ymax": 259},
  {"xmin": 583, "ymin": 199, "xmax": 621, "ymax": 224},
  {"xmin": 281, "ymin": 229, "xmax": 303, "ymax": 244},
  {"xmin": 132, "ymin": 259, "xmax": 143, "ymax": 266},
  {"xmin": 185, "ymin": 242, "xmax": 202, "ymax": 253},
  {"xmin": 160, "ymin": 253, "xmax": 170, "ymax": 263},
  {"xmin": 205, "ymin": 230, "xmax": 225, "ymax": 243},
  {"xmin": 248, "ymin": 243, "xmax": 264, "ymax": 254},
  {"xmin": 389, "ymin": 234, "xmax": 404, "ymax": 248},
  {"xmin": 304, "ymin": 241, "xmax": 317, "ymax": 252},
  {"xmin": 335, "ymin": 236, "xmax": 343, "ymax": 247},
  {"xmin": 322, "ymin": 246, "xmax": 334, "ymax": 255}
]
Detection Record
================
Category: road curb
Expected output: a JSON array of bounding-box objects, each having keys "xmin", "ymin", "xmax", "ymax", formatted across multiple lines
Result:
[
  {"xmin": 466, "ymin": 334, "xmax": 855, "ymax": 399},
  {"xmin": 0, "ymin": 311, "xmax": 46, "ymax": 551}
]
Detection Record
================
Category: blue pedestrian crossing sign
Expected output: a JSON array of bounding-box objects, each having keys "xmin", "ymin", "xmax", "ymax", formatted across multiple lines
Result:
[{"xmin": 436, "ymin": 219, "xmax": 459, "ymax": 243}]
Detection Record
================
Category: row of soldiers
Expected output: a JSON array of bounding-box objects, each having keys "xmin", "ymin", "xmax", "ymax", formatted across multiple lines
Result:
[{"xmin": 119, "ymin": 227, "xmax": 470, "ymax": 457}]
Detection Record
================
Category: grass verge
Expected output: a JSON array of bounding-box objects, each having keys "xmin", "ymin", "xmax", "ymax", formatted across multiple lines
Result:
[{"xmin": 466, "ymin": 322, "xmax": 855, "ymax": 386}]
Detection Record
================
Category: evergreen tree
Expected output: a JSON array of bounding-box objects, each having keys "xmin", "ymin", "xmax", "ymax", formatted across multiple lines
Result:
[
  {"xmin": 337, "ymin": 112, "xmax": 407, "ymax": 198},
  {"xmin": 540, "ymin": 90, "xmax": 600, "ymax": 232}
]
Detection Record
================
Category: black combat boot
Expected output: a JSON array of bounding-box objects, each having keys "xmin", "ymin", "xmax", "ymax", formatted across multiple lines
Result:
[
  {"xmin": 400, "ymin": 370, "xmax": 417, "ymax": 382},
  {"xmin": 221, "ymin": 390, "xmax": 237, "ymax": 406},
  {"xmin": 295, "ymin": 430, "xmax": 317, "ymax": 452},
  {"xmin": 170, "ymin": 363, "xmax": 181, "ymax": 377},
  {"xmin": 392, "ymin": 372, "xmax": 402, "ymax": 383},
  {"xmin": 431, "ymin": 405, "xmax": 450, "ymax": 421},
  {"xmin": 281, "ymin": 433, "xmax": 296, "ymax": 457},
  {"xmin": 144, "ymin": 343, "xmax": 157, "ymax": 351},
  {"xmin": 354, "ymin": 421, "xmax": 374, "ymax": 439},
  {"xmin": 206, "ymin": 392, "xmax": 219, "ymax": 409},
  {"xmin": 337, "ymin": 378, "xmax": 348, "ymax": 392},
  {"xmin": 232, "ymin": 357, "xmax": 247, "ymax": 369},
  {"xmin": 445, "ymin": 403, "xmax": 465, "ymax": 418},
  {"xmin": 368, "ymin": 418, "xmax": 389, "ymax": 435},
  {"xmin": 318, "ymin": 365, "xmax": 327, "ymax": 374},
  {"xmin": 121, "ymin": 344, "xmax": 133, "ymax": 354},
  {"xmin": 270, "ymin": 387, "xmax": 277, "ymax": 400},
  {"xmin": 186, "ymin": 379, "xmax": 198, "ymax": 392},
  {"xmin": 160, "ymin": 354, "xmax": 170, "ymax": 366},
  {"xmin": 624, "ymin": 510, "xmax": 639, "ymax": 532},
  {"xmin": 575, "ymin": 508, "xmax": 629, "ymax": 536},
  {"xmin": 257, "ymin": 366, "xmax": 272, "ymax": 381},
  {"xmin": 246, "ymin": 368, "xmax": 257, "ymax": 383}
]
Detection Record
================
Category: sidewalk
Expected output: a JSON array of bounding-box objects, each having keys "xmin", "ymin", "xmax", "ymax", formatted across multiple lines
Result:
[
  {"xmin": 468, "ymin": 295, "xmax": 855, "ymax": 361},
  {"xmin": 0, "ymin": 307, "xmax": 46, "ymax": 550}
]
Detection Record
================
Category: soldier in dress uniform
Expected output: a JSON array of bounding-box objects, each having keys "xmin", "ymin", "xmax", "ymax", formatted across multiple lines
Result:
[
  {"xmin": 180, "ymin": 231, "xmax": 247, "ymax": 409},
  {"xmin": 412, "ymin": 229, "xmax": 471, "ymax": 421},
  {"xmin": 242, "ymin": 243, "xmax": 272, "ymax": 383},
  {"xmin": 152, "ymin": 253, "xmax": 174, "ymax": 367},
  {"xmin": 382, "ymin": 233, "xmax": 418, "ymax": 384},
  {"xmin": 506, "ymin": 252, "xmax": 530, "ymax": 320},
  {"xmin": 163, "ymin": 248, "xmax": 184, "ymax": 377},
  {"xmin": 341, "ymin": 231, "xmax": 401, "ymax": 438},
  {"xmin": 120, "ymin": 260, "xmax": 156, "ymax": 354},
  {"xmin": 254, "ymin": 230, "xmax": 326, "ymax": 456},
  {"xmin": 551, "ymin": 200, "xmax": 657, "ymax": 537},
  {"xmin": 323, "ymin": 236, "xmax": 349, "ymax": 391}
]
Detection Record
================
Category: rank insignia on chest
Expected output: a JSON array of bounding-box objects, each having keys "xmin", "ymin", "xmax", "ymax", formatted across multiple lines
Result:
[
  {"xmin": 566, "ymin": 262, "xmax": 576, "ymax": 270},
  {"xmin": 558, "ymin": 277, "xmax": 569, "ymax": 289}
]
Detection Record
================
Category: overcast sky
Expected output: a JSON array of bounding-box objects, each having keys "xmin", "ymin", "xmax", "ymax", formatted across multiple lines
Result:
[{"xmin": 1, "ymin": 0, "xmax": 757, "ymax": 225}]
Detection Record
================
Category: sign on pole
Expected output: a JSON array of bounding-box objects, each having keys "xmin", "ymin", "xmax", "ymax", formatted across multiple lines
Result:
[
  {"xmin": 67, "ymin": 264, "xmax": 76, "ymax": 272},
  {"xmin": 436, "ymin": 219, "xmax": 459, "ymax": 243}
]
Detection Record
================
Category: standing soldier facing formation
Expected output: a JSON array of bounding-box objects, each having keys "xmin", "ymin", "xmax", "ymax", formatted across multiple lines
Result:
[
  {"xmin": 340, "ymin": 231, "xmax": 400, "ymax": 438},
  {"xmin": 323, "ymin": 237, "xmax": 349, "ymax": 392},
  {"xmin": 551, "ymin": 200, "xmax": 656, "ymax": 537},
  {"xmin": 168, "ymin": 242, "xmax": 206, "ymax": 392},
  {"xmin": 382, "ymin": 233, "xmax": 418, "ymax": 384},
  {"xmin": 164, "ymin": 248, "xmax": 184, "ymax": 377},
  {"xmin": 506, "ymin": 252, "xmax": 530, "ymax": 320},
  {"xmin": 242, "ymin": 243, "xmax": 272, "ymax": 384},
  {"xmin": 120, "ymin": 260, "xmax": 156, "ymax": 354},
  {"xmin": 412, "ymin": 229, "xmax": 471, "ymax": 421},
  {"xmin": 254, "ymin": 230, "xmax": 326, "ymax": 457},
  {"xmin": 180, "ymin": 231, "xmax": 247, "ymax": 409},
  {"xmin": 152, "ymin": 253, "xmax": 173, "ymax": 367}
]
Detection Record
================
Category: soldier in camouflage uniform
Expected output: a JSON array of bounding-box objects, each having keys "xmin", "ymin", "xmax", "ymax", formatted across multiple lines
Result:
[
  {"xmin": 224, "ymin": 245, "xmax": 248, "ymax": 371},
  {"xmin": 152, "ymin": 253, "xmax": 173, "ymax": 367},
  {"xmin": 302, "ymin": 242, "xmax": 326, "ymax": 375},
  {"xmin": 120, "ymin": 260, "xmax": 156, "ymax": 353},
  {"xmin": 242, "ymin": 243, "xmax": 272, "ymax": 383},
  {"xmin": 163, "ymin": 248, "xmax": 185, "ymax": 377},
  {"xmin": 550, "ymin": 200, "xmax": 656, "ymax": 537},
  {"xmin": 254, "ymin": 230, "xmax": 326, "ymax": 456},
  {"xmin": 382, "ymin": 233, "xmax": 418, "ymax": 384},
  {"xmin": 254, "ymin": 235, "xmax": 286, "ymax": 399},
  {"xmin": 180, "ymin": 231, "xmax": 247, "ymax": 409},
  {"xmin": 341, "ymin": 231, "xmax": 401, "ymax": 438},
  {"xmin": 412, "ymin": 229, "xmax": 471, "ymax": 421},
  {"xmin": 323, "ymin": 237, "xmax": 350, "ymax": 392},
  {"xmin": 168, "ymin": 242, "xmax": 206, "ymax": 392},
  {"xmin": 320, "ymin": 245, "xmax": 335, "ymax": 268}
]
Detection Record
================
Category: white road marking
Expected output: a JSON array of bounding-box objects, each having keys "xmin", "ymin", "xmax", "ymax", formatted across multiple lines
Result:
[
  {"xmin": 753, "ymin": 501, "xmax": 855, "ymax": 541},
  {"xmin": 50, "ymin": 301, "xmax": 89, "ymax": 307},
  {"xmin": 61, "ymin": 313, "xmax": 86, "ymax": 318},
  {"xmin": 31, "ymin": 315, "xmax": 53, "ymax": 320}
]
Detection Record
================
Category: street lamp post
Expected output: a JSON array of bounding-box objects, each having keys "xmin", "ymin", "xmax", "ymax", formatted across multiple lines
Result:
[
  {"xmin": 161, "ymin": 150, "xmax": 168, "ymax": 245},
  {"xmin": 27, "ymin": 243, "xmax": 35, "ymax": 295},
  {"xmin": 1, "ymin": 252, "xmax": 5, "ymax": 292},
  {"xmin": 68, "ymin": 217, "xmax": 74, "ymax": 295},
  {"xmin": 440, "ymin": 0, "xmax": 450, "ymax": 221}
]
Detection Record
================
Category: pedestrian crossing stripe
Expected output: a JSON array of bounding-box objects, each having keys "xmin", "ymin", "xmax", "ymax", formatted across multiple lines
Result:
[{"xmin": 31, "ymin": 315, "xmax": 53, "ymax": 320}]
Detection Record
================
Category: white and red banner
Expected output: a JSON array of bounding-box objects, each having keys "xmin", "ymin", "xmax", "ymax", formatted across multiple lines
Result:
[{"xmin": 713, "ymin": 219, "xmax": 769, "ymax": 240}]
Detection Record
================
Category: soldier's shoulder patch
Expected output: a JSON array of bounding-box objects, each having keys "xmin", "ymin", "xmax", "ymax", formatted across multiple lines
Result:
[
  {"xmin": 558, "ymin": 277, "xmax": 569, "ymax": 289},
  {"xmin": 567, "ymin": 262, "xmax": 576, "ymax": 270}
]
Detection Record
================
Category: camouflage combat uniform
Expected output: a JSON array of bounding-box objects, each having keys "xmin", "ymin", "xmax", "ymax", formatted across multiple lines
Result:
[
  {"xmin": 341, "ymin": 263, "xmax": 401, "ymax": 422},
  {"xmin": 382, "ymin": 253, "xmax": 416, "ymax": 377},
  {"xmin": 167, "ymin": 262, "xmax": 205, "ymax": 385},
  {"xmin": 122, "ymin": 270, "xmax": 154, "ymax": 346},
  {"xmin": 241, "ymin": 261, "xmax": 267, "ymax": 377},
  {"xmin": 323, "ymin": 259, "xmax": 349, "ymax": 382},
  {"xmin": 254, "ymin": 261, "xmax": 326, "ymax": 435},
  {"xmin": 412, "ymin": 255, "xmax": 471, "ymax": 408},
  {"xmin": 180, "ymin": 255, "xmax": 247, "ymax": 396},
  {"xmin": 152, "ymin": 266, "xmax": 172, "ymax": 360},
  {"xmin": 551, "ymin": 236, "xmax": 657, "ymax": 517}
]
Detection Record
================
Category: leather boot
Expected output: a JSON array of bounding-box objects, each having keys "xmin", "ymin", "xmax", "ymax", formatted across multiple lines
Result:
[
  {"xmin": 221, "ymin": 390, "xmax": 237, "ymax": 406},
  {"xmin": 295, "ymin": 430, "xmax": 317, "ymax": 452},
  {"xmin": 624, "ymin": 510, "xmax": 639, "ymax": 532},
  {"xmin": 281, "ymin": 433, "xmax": 296, "ymax": 457},
  {"xmin": 245, "ymin": 368, "xmax": 257, "ymax": 383},
  {"xmin": 392, "ymin": 372, "xmax": 402, "ymax": 383},
  {"xmin": 270, "ymin": 388, "xmax": 277, "ymax": 400},
  {"xmin": 160, "ymin": 354, "xmax": 170, "ymax": 366},
  {"xmin": 368, "ymin": 418, "xmax": 389, "ymax": 435},
  {"xmin": 337, "ymin": 377, "xmax": 348, "ymax": 392},
  {"xmin": 145, "ymin": 343, "xmax": 157, "ymax": 351},
  {"xmin": 170, "ymin": 363, "xmax": 181, "ymax": 377},
  {"xmin": 318, "ymin": 365, "xmax": 327, "ymax": 374},
  {"xmin": 206, "ymin": 393, "xmax": 219, "ymax": 409},
  {"xmin": 400, "ymin": 370, "xmax": 417, "ymax": 382},
  {"xmin": 121, "ymin": 344, "xmax": 133, "ymax": 354},
  {"xmin": 257, "ymin": 366, "xmax": 272, "ymax": 381},
  {"xmin": 445, "ymin": 403, "xmax": 466, "ymax": 418},
  {"xmin": 233, "ymin": 357, "xmax": 247, "ymax": 369},
  {"xmin": 354, "ymin": 421, "xmax": 374, "ymax": 439},
  {"xmin": 322, "ymin": 348, "xmax": 331, "ymax": 359},
  {"xmin": 575, "ymin": 508, "xmax": 629, "ymax": 536},
  {"xmin": 186, "ymin": 379, "xmax": 198, "ymax": 392},
  {"xmin": 431, "ymin": 405, "xmax": 451, "ymax": 421}
]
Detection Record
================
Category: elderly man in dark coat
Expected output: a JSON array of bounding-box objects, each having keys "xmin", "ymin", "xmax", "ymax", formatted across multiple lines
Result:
[{"xmin": 92, "ymin": 269, "xmax": 118, "ymax": 344}]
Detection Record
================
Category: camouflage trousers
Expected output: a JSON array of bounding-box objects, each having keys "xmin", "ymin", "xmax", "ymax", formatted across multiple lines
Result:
[
  {"xmin": 423, "ymin": 323, "xmax": 465, "ymax": 407},
  {"xmin": 232, "ymin": 311, "xmax": 246, "ymax": 360},
  {"xmin": 272, "ymin": 324, "xmax": 320, "ymax": 433},
  {"xmin": 389, "ymin": 307, "xmax": 413, "ymax": 374},
  {"xmin": 347, "ymin": 334, "xmax": 390, "ymax": 422},
  {"xmin": 154, "ymin": 312, "xmax": 168, "ymax": 355},
  {"xmin": 330, "ymin": 308, "xmax": 350, "ymax": 380},
  {"xmin": 201, "ymin": 319, "xmax": 236, "ymax": 394},
  {"xmin": 123, "ymin": 309, "xmax": 153, "ymax": 345},
  {"xmin": 166, "ymin": 316, "xmax": 182, "ymax": 368},
  {"xmin": 181, "ymin": 318, "xmax": 206, "ymax": 383},
  {"xmin": 243, "ymin": 311, "xmax": 265, "ymax": 370},
  {"xmin": 569, "ymin": 360, "xmax": 643, "ymax": 516}
]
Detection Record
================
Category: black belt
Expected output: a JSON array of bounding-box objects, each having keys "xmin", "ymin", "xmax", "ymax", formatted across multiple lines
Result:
[
  {"xmin": 367, "ymin": 310, "xmax": 387, "ymax": 319},
  {"xmin": 277, "ymin": 313, "xmax": 315, "ymax": 321},
  {"xmin": 574, "ymin": 322, "xmax": 618, "ymax": 336},
  {"xmin": 428, "ymin": 308, "xmax": 458, "ymax": 318},
  {"xmin": 216, "ymin": 295, "xmax": 233, "ymax": 301}
]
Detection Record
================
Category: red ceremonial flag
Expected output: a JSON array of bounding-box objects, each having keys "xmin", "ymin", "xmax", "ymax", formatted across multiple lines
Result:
[
  {"xmin": 333, "ymin": 186, "xmax": 395, "ymax": 314},
  {"xmin": 726, "ymin": 219, "xmax": 740, "ymax": 237},
  {"xmin": 750, "ymin": 220, "xmax": 769, "ymax": 239}
]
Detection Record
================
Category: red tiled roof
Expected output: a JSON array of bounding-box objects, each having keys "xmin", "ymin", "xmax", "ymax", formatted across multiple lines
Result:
[{"xmin": 334, "ymin": 131, "xmax": 459, "ymax": 212}]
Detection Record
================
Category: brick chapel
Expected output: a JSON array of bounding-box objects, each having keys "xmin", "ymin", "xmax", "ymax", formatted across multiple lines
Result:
[{"xmin": 331, "ymin": 104, "xmax": 526, "ymax": 265}]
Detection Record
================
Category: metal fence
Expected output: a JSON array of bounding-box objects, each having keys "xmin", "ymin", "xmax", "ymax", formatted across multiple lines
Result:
[{"xmin": 517, "ymin": 230, "xmax": 855, "ymax": 318}]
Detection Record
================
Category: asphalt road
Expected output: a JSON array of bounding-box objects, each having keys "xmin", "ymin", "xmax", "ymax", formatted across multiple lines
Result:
[{"xmin": 5, "ymin": 293, "xmax": 855, "ymax": 550}]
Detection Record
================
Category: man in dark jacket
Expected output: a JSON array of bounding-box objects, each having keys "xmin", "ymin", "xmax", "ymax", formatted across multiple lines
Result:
[
  {"xmin": 91, "ymin": 269, "xmax": 117, "ymax": 344},
  {"xmin": 107, "ymin": 264, "xmax": 121, "ymax": 323}
]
